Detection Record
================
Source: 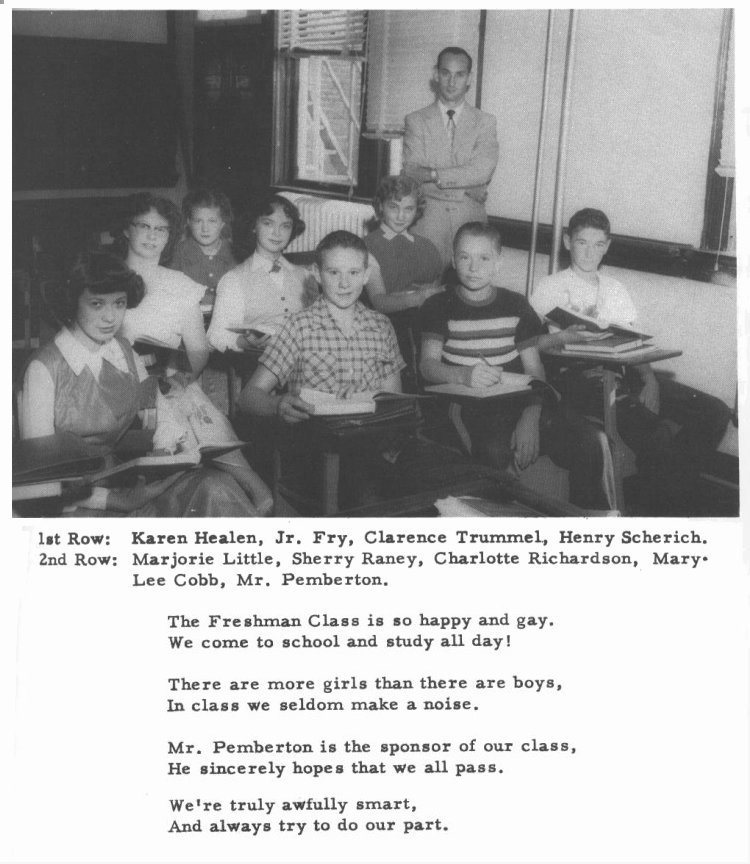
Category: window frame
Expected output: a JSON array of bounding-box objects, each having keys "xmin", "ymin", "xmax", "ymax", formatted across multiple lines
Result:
[{"xmin": 271, "ymin": 10, "xmax": 386, "ymax": 200}]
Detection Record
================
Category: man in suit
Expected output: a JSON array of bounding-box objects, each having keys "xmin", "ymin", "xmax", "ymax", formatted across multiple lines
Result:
[{"xmin": 402, "ymin": 47, "xmax": 499, "ymax": 265}]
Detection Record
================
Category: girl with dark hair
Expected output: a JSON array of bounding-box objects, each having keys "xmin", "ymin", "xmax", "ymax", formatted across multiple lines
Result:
[
  {"xmin": 18, "ymin": 251, "xmax": 261, "ymax": 516},
  {"xmin": 208, "ymin": 193, "xmax": 317, "ymax": 353},
  {"xmin": 119, "ymin": 193, "xmax": 210, "ymax": 378}
]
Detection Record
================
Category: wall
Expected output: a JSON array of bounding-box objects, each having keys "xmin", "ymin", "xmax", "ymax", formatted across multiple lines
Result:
[
  {"xmin": 12, "ymin": 10, "xmax": 167, "ymax": 43},
  {"xmin": 481, "ymin": 9, "xmax": 723, "ymax": 247}
]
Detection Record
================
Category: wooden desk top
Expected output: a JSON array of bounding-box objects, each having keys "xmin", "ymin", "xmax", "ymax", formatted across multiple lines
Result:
[{"xmin": 543, "ymin": 347, "xmax": 682, "ymax": 368}]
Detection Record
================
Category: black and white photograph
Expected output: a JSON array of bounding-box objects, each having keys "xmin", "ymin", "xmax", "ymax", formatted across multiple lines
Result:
[{"xmin": 11, "ymin": 7, "xmax": 741, "ymax": 519}]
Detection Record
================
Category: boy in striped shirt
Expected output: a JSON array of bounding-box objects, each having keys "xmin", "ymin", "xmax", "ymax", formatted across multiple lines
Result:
[{"xmin": 419, "ymin": 222, "xmax": 609, "ymax": 509}]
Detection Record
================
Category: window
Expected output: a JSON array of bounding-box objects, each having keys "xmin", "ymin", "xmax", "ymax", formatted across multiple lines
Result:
[
  {"xmin": 273, "ymin": 10, "xmax": 383, "ymax": 196},
  {"xmin": 295, "ymin": 55, "xmax": 363, "ymax": 185}
]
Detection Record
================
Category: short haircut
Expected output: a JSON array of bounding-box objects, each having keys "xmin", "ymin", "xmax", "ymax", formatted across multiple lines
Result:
[
  {"xmin": 250, "ymin": 193, "xmax": 306, "ymax": 242},
  {"xmin": 453, "ymin": 221, "xmax": 502, "ymax": 255},
  {"xmin": 182, "ymin": 187, "xmax": 233, "ymax": 225},
  {"xmin": 372, "ymin": 174, "xmax": 426, "ymax": 222},
  {"xmin": 50, "ymin": 250, "xmax": 144, "ymax": 326},
  {"xmin": 315, "ymin": 230, "xmax": 369, "ymax": 269},
  {"xmin": 567, "ymin": 208, "xmax": 611, "ymax": 238},
  {"xmin": 118, "ymin": 192, "xmax": 183, "ymax": 262},
  {"xmin": 437, "ymin": 46, "xmax": 473, "ymax": 73}
]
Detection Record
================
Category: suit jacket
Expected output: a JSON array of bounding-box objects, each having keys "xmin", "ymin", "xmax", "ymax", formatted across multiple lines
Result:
[{"xmin": 402, "ymin": 102, "xmax": 499, "ymax": 203}]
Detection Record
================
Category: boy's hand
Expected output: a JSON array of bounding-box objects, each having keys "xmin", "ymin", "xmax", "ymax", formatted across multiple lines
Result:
[
  {"xmin": 557, "ymin": 324, "xmax": 590, "ymax": 345},
  {"xmin": 466, "ymin": 363, "xmax": 503, "ymax": 388},
  {"xmin": 277, "ymin": 393, "xmax": 313, "ymax": 424},
  {"xmin": 511, "ymin": 409, "xmax": 540, "ymax": 470}
]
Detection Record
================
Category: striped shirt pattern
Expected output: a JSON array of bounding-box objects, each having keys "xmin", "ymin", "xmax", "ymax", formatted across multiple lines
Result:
[{"xmin": 420, "ymin": 286, "xmax": 544, "ymax": 375}]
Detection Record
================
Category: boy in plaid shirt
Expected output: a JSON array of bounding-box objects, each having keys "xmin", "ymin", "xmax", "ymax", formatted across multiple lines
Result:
[
  {"xmin": 239, "ymin": 231, "xmax": 405, "ymax": 506},
  {"xmin": 240, "ymin": 230, "xmax": 404, "ymax": 420}
]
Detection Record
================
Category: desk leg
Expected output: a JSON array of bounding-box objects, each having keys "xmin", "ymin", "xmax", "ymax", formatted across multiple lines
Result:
[
  {"xmin": 321, "ymin": 452, "xmax": 340, "ymax": 515},
  {"xmin": 601, "ymin": 368, "xmax": 631, "ymax": 511}
]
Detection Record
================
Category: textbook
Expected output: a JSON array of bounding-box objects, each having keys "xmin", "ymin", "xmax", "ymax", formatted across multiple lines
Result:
[
  {"xmin": 13, "ymin": 433, "xmax": 104, "ymax": 485},
  {"xmin": 298, "ymin": 388, "xmax": 428, "ymax": 416},
  {"xmin": 299, "ymin": 388, "xmax": 377, "ymax": 415},
  {"xmin": 163, "ymin": 380, "xmax": 245, "ymax": 456},
  {"xmin": 562, "ymin": 334, "xmax": 648, "ymax": 354},
  {"xmin": 317, "ymin": 398, "xmax": 421, "ymax": 431},
  {"xmin": 424, "ymin": 371, "xmax": 534, "ymax": 399},
  {"xmin": 545, "ymin": 306, "xmax": 651, "ymax": 341},
  {"xmin": 560, "ymin": 344, "xmax": 663, "ymax": 362}
]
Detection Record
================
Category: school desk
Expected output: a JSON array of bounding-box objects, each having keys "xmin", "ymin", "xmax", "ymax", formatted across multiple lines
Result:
[
  {"xmin": 542, "ymin": 347, "xmax": 682, "ymax": 510},
  {"xmin": 271, "ymin": 403, "xmax": 423, "ymax": 516}
]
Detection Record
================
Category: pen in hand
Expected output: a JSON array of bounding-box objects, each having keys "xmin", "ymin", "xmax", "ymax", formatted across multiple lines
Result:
[{"xmin": 471, "ymin": 354, "xmax": 503, "ymax": 387}]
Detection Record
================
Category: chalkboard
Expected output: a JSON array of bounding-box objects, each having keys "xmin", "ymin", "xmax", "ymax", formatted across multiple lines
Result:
[{"xmin": 13, "ymin": 35, "xmax": 179, "ymax": 190}]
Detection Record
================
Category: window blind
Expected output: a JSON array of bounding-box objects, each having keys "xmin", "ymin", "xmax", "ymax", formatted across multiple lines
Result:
[
  {"xmin": 364, "ymin": 10, "xmax": 481, "ymax": 138},
  {"xmin": 276, "ymin": 10, "xmax": 367, "ymax": 55}
]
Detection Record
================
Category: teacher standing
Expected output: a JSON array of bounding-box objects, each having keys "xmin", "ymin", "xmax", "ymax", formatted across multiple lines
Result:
[{"xmin": 402, "ymin": 47, "xmax": 499, "ymax": 266}]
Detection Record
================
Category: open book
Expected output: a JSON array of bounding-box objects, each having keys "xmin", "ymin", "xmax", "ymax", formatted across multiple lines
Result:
[
  {"xmin": 424, "ymin": 371, "xmax": 534, "ymax": 399},
  {"xmin": 13, "ymin": 382, "xmax": 243, "ymax": 500},
  {"xmin": 12, "ymin": 436, "xmax": 202, "ymax": 501},
  {"xmin": 545, "ymin": 306, "xmax": 651, "ymax": 340},
  {"xmin": 162, "ymin": 380, "xmax": 244, "ymax": 456}
]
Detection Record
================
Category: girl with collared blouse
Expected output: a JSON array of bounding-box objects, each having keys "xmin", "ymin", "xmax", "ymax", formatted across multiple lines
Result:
[
  {"xmin": 364, "ymin": 174, "xmax": 443, "ymax": 314},
  {"xmin": 208, "ymin": 194, "xmax": 317, "ymax": 353},
  {"xmin": 19, "ymin": 251, "xmax": 261, "ymax": 516}
]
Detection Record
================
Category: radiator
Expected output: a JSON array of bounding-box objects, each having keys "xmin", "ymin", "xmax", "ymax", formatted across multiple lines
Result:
[{"xmin": 279, "ymin": 193, "xmax": 375, "ymax": 253}]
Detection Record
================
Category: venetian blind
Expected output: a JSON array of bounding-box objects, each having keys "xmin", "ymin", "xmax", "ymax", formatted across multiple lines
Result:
[
  {"xmin": 364, "ymin": 10, "xmax": 481, "ymax": 138},
  {"xmin": 276, "ymin": 10, "xmax": 367, "ymax": 55}
]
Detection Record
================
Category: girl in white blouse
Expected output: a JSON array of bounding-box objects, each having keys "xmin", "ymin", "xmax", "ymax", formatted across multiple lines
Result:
[
  {"xmin": 119, "ymin": 193, "xmax": 210, "ymax": 378},
  {"xmin": 208, "ymin": 194, "xmax": 317, "ymax": 353}
]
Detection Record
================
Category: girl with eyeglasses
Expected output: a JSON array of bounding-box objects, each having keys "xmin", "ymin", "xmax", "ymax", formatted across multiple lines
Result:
[
  {"xmin": 117, "ymin": 193, "xmax": 274, "ymax": 514},
  {"xmin": 119, "ymin": 192, "xmax": 210, "ymax": 379}
]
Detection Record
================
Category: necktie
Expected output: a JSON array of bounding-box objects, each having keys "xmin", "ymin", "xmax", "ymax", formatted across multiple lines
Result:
[
  {"xmin": 270, "ymin": 259, "xmax": 282, "ymax": 273},
  {"xmin": 446, "ymin": 109, "xmax": 457, "ymax": 152}
]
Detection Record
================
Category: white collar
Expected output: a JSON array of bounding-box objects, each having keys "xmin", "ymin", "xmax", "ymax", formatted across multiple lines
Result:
[
  {"xmin": 438, "ymin": 101, "xmax": 465, "ymax": 126},
  {"xmin": 251, "ymin": 253, "xmax": 288, "ymax": 274},
  {"xmin": 56, "ymin": 327, "xmax": 130, "ymax": 378},
  {"xmin": 381, "ymin": 224, "xmax": 415, "ymax": 242}
]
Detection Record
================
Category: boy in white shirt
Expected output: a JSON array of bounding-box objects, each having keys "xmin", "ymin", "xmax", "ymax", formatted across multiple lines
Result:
[{"xmin": 531, "ymin": 208, "xmax": 730, "ymax": 511}]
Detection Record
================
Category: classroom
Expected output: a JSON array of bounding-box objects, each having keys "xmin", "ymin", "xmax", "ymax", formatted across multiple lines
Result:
[{"xmin": 11, "ymin": 8, "xmax": 739, "ymax": 518}]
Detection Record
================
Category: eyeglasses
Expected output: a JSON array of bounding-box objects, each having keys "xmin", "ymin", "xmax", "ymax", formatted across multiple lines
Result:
[{"xmin": 131, "ymin": 221, "xmax": 170, "ymax": 238}]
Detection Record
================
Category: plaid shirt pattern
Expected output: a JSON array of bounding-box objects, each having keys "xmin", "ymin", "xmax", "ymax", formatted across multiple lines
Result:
[{"xmin": 260, "ymin": 297, "xmax": 405, "ymax": 395}]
